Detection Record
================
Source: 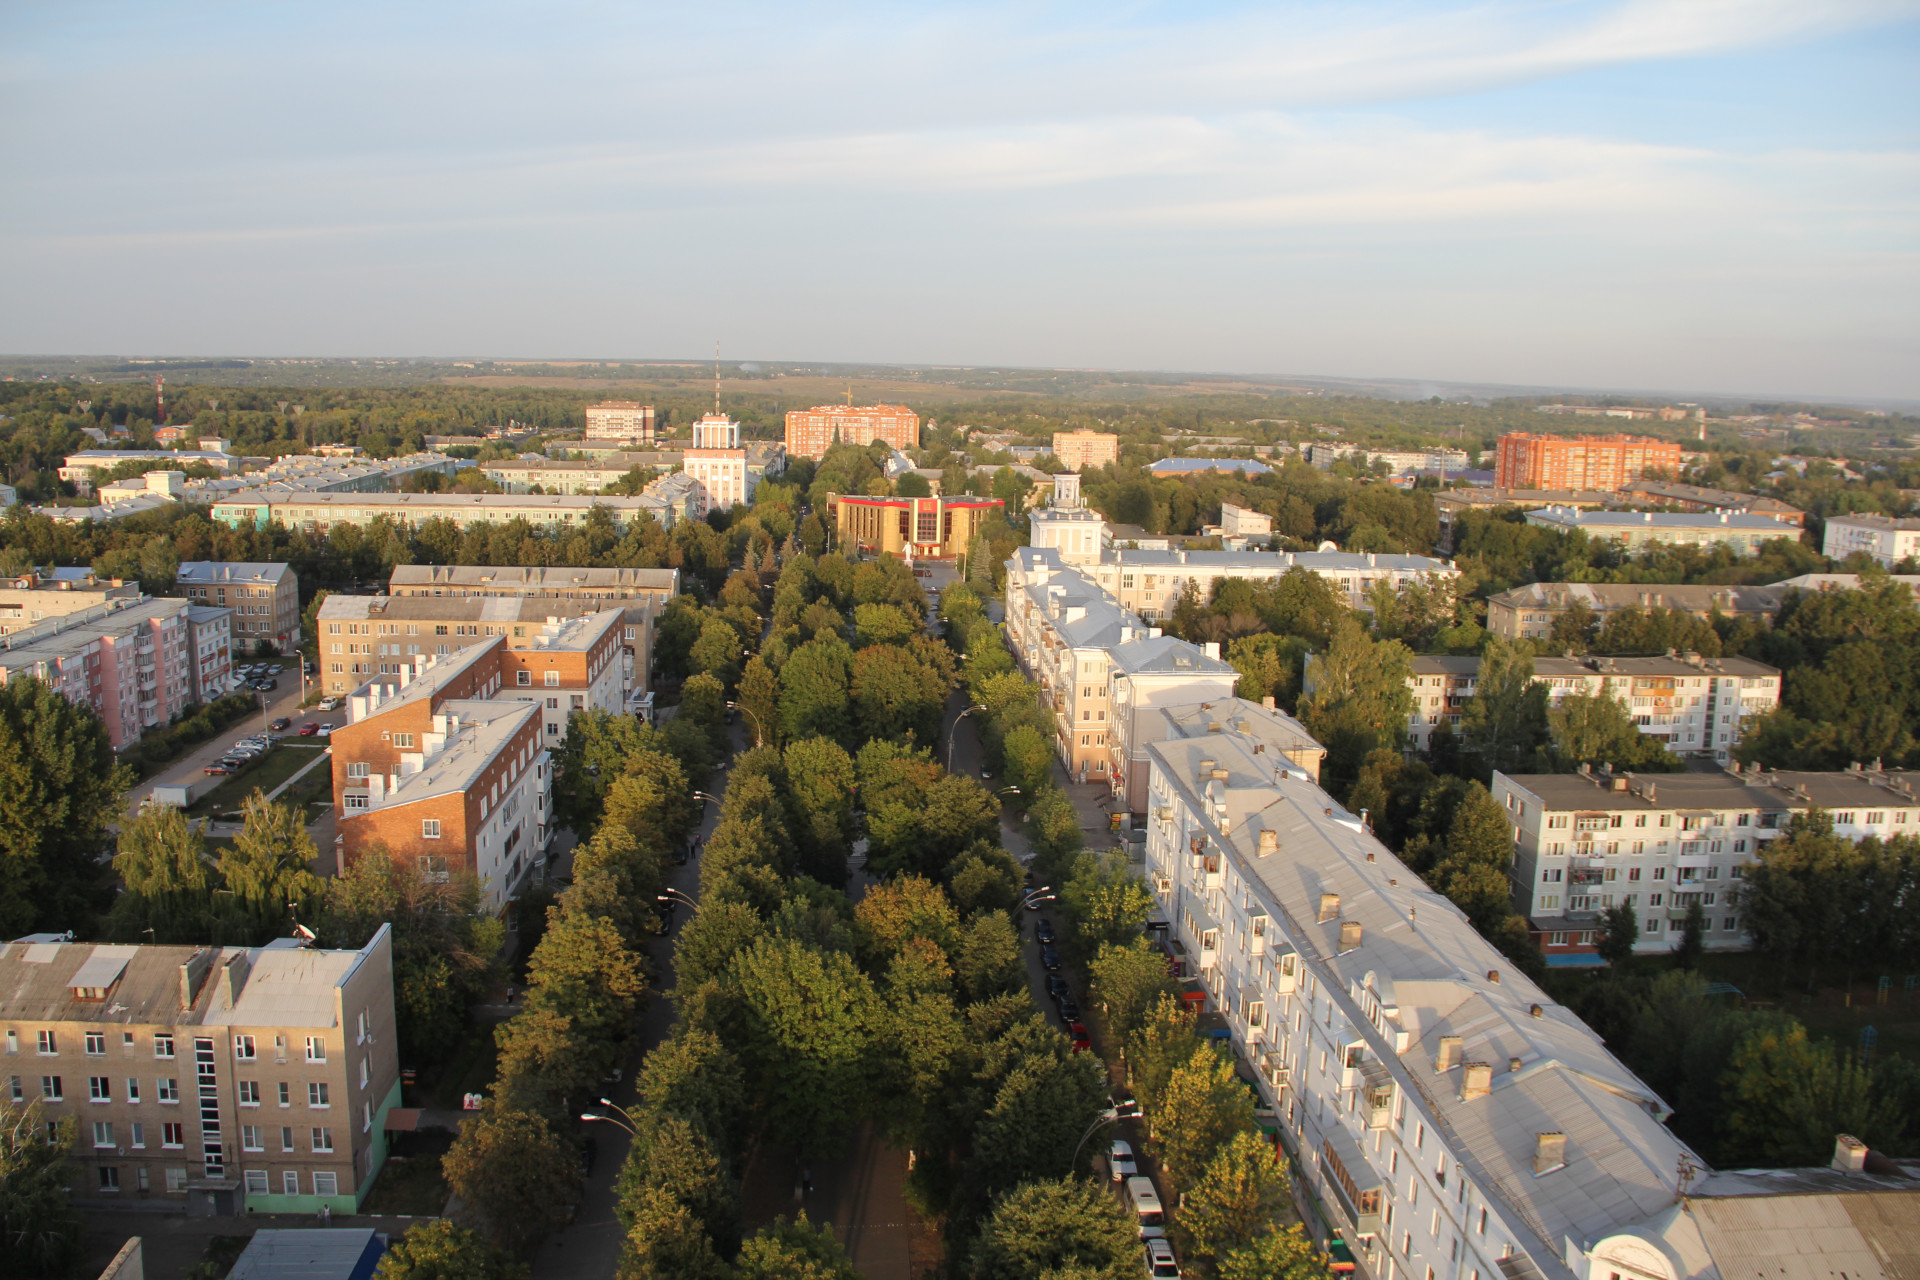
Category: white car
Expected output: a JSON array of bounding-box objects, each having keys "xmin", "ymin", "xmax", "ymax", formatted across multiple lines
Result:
[
  {"xmin": 1109, "ymin": 1138, "xmax": 1138, "ymax": 1183},
  {"xmin": 1144, "ymin": 1238, "xmax": 1181, "ymax": 1278}
]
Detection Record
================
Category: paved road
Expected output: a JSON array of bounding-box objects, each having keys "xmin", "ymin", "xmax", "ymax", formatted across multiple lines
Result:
[{"xmin": 126, "ymin": 672, "xmax": 322, "ymax": 818}]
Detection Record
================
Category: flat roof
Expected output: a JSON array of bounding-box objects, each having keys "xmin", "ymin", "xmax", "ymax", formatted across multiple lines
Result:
[
  {"xmin": 1498, "ymin": 766, "xmax": 1920, "ymax": 814},
  {"xmin": 1526, "ymin": 508, "xmax": 1797, "ymax": 532},
  {"xmin": 388, "ymin": 564, "xmax": 677, "ymax": 592},
  {"xmin": 1489, "ymin": 582, "xmax": 1783, "ymax": 612},
  {"xmin": 379, "ymin": 699, "xmax": 540, "ymax": 804},
  {"xmin": 176, "ymin": 561, "xmax": 293, "ymax": 585},
  {"xmin": 1106, "ymin": 548, "xmax": 1453, "ymax": 573}
]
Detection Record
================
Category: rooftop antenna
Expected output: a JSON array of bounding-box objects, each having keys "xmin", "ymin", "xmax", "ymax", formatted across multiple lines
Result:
[
  {"xmin": 714, "ymin": 341, "xmax": 721, "ymax": 416},
  {"xmin": 846, "ymin": 382, "xmax": 853, "ymax": 406}
]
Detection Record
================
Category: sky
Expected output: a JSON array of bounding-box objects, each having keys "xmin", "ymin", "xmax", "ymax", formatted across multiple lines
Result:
[{"xmin": 2, "ymin": 1, "xmax": 1917, "ymax": 401}]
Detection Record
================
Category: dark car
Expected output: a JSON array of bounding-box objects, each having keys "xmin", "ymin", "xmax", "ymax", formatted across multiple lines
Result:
[
  {"xmin": 1035, "ymin": 919, "xmax": 1056, "ymax": 944},
  {"xmin": 579, "ymin": 1137, "xmax": 598, "ymax": 1177},
  {"xmin": 1041, "ymin": 945, "xmax": 1061, "ymax": 971},
  {"xmin": 1044, "ymin": 974, "xmax": 1070, "ymax": 1002},
  {"xmin": 254, "ymin": 677, "xmax": 277, "ymax": 690},
  {"xmin": 1058, "ymin": 996, "xmax": 1081, "ymax": 1022},
  {"xmin": 269, "ymin": 717, "xmax": 291, "ymax": 731}
]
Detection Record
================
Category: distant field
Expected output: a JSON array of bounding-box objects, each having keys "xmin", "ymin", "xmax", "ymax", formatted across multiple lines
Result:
[{"xmin": 439, "ymin": 373, "xmax": 1047, "ymax": 403}]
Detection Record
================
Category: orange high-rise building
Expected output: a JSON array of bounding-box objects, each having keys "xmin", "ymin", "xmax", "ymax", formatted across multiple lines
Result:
[
  {"xmin": 784, "ymin": 405, "xmax": 920, "ymax": 460},
  {"xmin": 1493, "ymin": 432, "xmax": 1681, "ymax": 492}
]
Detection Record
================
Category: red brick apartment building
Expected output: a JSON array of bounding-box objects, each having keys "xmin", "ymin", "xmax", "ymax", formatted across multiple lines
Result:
[
  {"xmin": 784, "ymin": 405, "xmax": 921, "ymax": 460},
  {"xmin": 1493, "ymin": 433, "xmax": 1682, "ymax": 492},
  {"xmin": 331, "ymin": 613, "xmax": 625, "ymax": 908}
]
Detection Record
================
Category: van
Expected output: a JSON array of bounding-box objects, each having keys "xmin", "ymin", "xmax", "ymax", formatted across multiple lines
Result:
[{"xmin": 1126, "ymin": 1175, "xmax": 1166, "ymax": 1239}]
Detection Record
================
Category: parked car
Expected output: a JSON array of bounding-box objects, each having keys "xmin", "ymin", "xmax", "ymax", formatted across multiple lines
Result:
[
  {"xmin": 318, "ymin": 696, "xmax": 340, "ymax": 711},
  {"xmin": 203, "ymin": 765, "xmax": 233, "ymax": 776},
  {"xmin": 1069, "ymin": 1021, "xmax": 1092, "ymax": 1053},
  {"xmin": 1035, "ymin": 919, "xmax": 1056, "ymax": 944},
  {"xmin": 1108, "ymin": 1138, "xmax": 1138, "ymax": 1183},
  {"xmin": 1041, "ymin": 945, "xmax": 1061, "ymax": 971},
  {"xmin": 1057, "ymin": 995, "xmax": 1081, "ymax": 1021},
  {"xmin": 579, "ymin": 1137, "xmax": 598, "ymax": 1177},
  {"xmin": 269, "ymin": 717, "xmax": 291, "ymax": 731},
  {"xmin": 298, "ymin": 723, "xmax": 319, "ymax": 737},
  {"xmin": 1127, "ymin": 1177, "xmax": 1167, "ymax": 1240},
  {"xmin": 1044, "ymin": 974, "xmax": 1070, "ymax": 1003},
  {"xmin": 1143, "ymin": 1238, "xmax": 1181, "ymax": 1278},
  {"xmin": 314, "ymin": 724, "xmax": 334, "ymax": 737}
]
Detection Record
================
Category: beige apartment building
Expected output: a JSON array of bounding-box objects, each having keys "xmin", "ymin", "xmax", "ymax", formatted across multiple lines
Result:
[
  {"xmin": 1487, "ymin": 581, "xmax": 1784, "ymax": 641},
  {"xmin": 1, "ymin": 928, "xmax": 400, "ymax": 1217},
  {"xmin": 584, "ymin": 401, "xmax": 656, "ymax": 443},
  {"xmin": 209, "ymin": 492, "xmax": 680, "ymax": 536},
  {"xmin": 0, "ymin": 568, "xmax": 141, "ymax": 635},
  {"xmin": 1050, "ymin": 430, "xmax": 1119, "ymax": 472},
  {"xmin": 177, "ymin": 562, "xmax": 301, "ymax": 655}
]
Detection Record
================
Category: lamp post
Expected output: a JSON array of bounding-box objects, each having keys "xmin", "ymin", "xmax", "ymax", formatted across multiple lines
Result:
[
  {"xmin": 946, "ymin": 704, "xmax": 987, "ymax": 773},
  {"xmin": 656, "ymin": 889, "xmax": 699, "ymax": 913},
  {"xmin": 726, "ymin": 701, "xmax": 764, "ymax": 749},
  {"xmin": 580, "ymin": 1108, "xmax": 638, "ymax": 1138},
  {"xmin": 1070, "ymin": 1113, "xmax": 1114, "ymax": 1167}
]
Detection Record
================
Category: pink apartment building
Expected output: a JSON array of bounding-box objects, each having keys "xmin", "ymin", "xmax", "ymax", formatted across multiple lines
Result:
[{"xmin": 0, "ymin": 598, "xmax": 196, "ymax": 749}]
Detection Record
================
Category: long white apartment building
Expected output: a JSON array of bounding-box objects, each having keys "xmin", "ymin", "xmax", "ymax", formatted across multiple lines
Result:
[
  {"xmin": 1493, "ymin": 762, "xmax": 1920, "ymax": 965},
  {"xmin": 1043, "ymin": 547, "xmax": 1457, "ymax": 621},
  {"xmin": 208, "ymin": 490, "xmax": 682, "ymax": 535},
  {"xmin": 1821, "ymin": 514, "xmax": 1920, "ymax": 568},
  {"xmin": 1389, "ymin": 653, "xmax": 1781, "ymax": 760},
  {"xmin": 1144, "ymin": 729, "xmax": 1708, "ymax": 1280}
]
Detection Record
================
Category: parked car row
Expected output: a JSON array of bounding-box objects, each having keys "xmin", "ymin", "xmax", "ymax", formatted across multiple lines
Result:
[{"xmin": 203, "ymin": 732, "xmax": 278, "ymax": 776}]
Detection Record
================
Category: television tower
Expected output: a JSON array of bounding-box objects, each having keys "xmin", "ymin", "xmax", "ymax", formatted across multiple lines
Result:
[{"xmin": 155, "ymin": 375, "xmax": 166, "ymax": 424}]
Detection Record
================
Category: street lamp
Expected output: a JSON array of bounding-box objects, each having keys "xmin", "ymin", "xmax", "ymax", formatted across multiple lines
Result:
[
  {"xmin": 580, "ymin": 1109, "xmax": 637, "ymax": 1137},
  {"xmin": 994, "ymin": 786, "xmax": 1022, "ymax": 800},
  {"xmin": 726, "ymin": 701, "xmax": 764, "ymax": 749},
  {"xmin": 691, "ymin": 791, "xmax": 724, "ymax": 806},
  {"xmin": 657, "ymin": 889, "xmax": 699, "ymax": 913},
  {"xmin": 1070, "ymin": 1113, "xmax": 1115, "ymax": 1167},
  {"xmin": 946, "ymin": 704, "xmax": 987, "ymax": 773}
]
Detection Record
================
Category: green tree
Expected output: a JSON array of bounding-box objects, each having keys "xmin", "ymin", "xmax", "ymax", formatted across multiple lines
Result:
[
  {"xmin": 521, "ymin": 910, "xmax": 648, "ymax": 1068},
  {"xmin": 1023, "ymin": 786, "xmax": 1085, "ymax": 886},
  {"xmin": 969, "ymin": 1176, "xmax": 1138, "ymax": 1280},
  {"xmin": 1216, "ymin": 1226, "xmax": 1329, "ymax": 1280},
  {"xmin": 611, "ymin": 1111, "xmax": 740, "ymax": 1257},
  {"xmin": 689, "ymin": 615, "xmax": 746, "ymax": 686},
  {"xmin": 1675, "ymin": 900, "xmax": 1706, "ymax": 969},
  {"xmin": 1000, "ymin": 724, "xmax": 1055, "ymax": 799},
  {"xmin": 955, "ymin": 911, "xmax": 1026, "ymax": 1002},
  {"xmin": 1174, "ymin": 1131, "xmax": 1292, "ymax": 1272},
  {"xmin": 636, "ymin": 1028, "xmax": 749, "ymax": 1161},
  {"xmin": 1596, "ymin": 903, "xmax": 1640, "ymax": 968},
  {"xmin": 1226, "ymin": 634, "xmax": 1313, "ymax": 711},
  {"xmin": 1156, "ymin": 1044, "xmax": 1255, "ymax": 1181},
  {"xmin": 735, "ymin": 1214, "xmax": 861, "ymax": 1280},
  {"xmin": 1427, "ymin": 783, "xmax": 1523, "ymax": 934},
  {"xmin": 1088, "ymin": 941, "xmax": 1177, "ymax": 1042},
  {"xmin": 550, "ymin": 710, "xmax": 656, "ymax": 835},
  {"xmin": 736, "ymin": 655, "xmax": 782, "ymax": 749},
  {"xmin": 374, "ymin": 1219, "xmax": 528, "ymax": 1280},
  {"xmin": 1129, "ymin": 995, "xmax": 1202, "ymax": 1115},
  {"xmin": 442, "ymin": 1106, "xmax": 581, "ymax": 1258},
  {"xmin": 0, "ymin": 1101, "xmax": 83, "ymax": 1279},
  {"xmin": 1059, "ymin": 849, "xmax": 1153, "ymax": 960},
  {"xmin": 1719, "ymin": 1024, "xmax": 1904, "ymax": 1166},
  {"xmin": 854, "ymin": 601, "xmax": 919, "ymax": 647},
  {"xmin": 109, "ymin": 804, "xmax": 215, "ymax": 943},
  {"xmin": 851, "ymin": 641, "xmax": 948, "ymax": 745},
  {"xmin": 219, "ymin": 793, "xmax": 324, "ymax": 941},
  {"xmin": 0, "ymin": 676, "xmax": 130, "ymax": 935},
  {"xmin": 947, "ymin": 841, "xmax": 1024, "ymax": 918},
  {"xmin": 779, "ymin": 634, "xmax": 855, "ymax": 747},
  {"xmin": 1548, "ymin": 691, "xmax": 1680, "ymax": 772},
  {"xmin": 1456, "ymin": 637, "xmax": 1550, "ymax": 780},
  {"xmin": 615, "ymin": 1185, "xmax": 731, "ymax": 1280},
  {"xmin": 1298, "ymin": 618, "xmax": 1414, "ymax": 792},
  {"xmin": 730, "ymin": 936, "xmax": 883, "ymax": 1153}
]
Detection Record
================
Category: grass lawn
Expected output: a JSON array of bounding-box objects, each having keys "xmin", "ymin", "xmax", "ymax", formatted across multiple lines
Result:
[
  {"xmin": 362, "ymin": 1151, "xmax": 450, "ymax": 1218},
  {"xmin": 188, "ymin": 744, "xmax": 330, "ymax": 817},
  {"xmin": 417, "ymin": 1026, "xmax": 500, "ymax": 1111}
]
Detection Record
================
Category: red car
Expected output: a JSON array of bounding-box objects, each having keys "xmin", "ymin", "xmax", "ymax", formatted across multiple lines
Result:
[
  {"xmin": 203, "ymin": 764, "xmax": 233, "ymax": 776},
  {"xmin": 297, "ymin": 723, "xmax": 319, "ymax": 737},
  {"xmin": 1069, "ymin": 1021, "xmax": 1092, "ymax": 1053}
]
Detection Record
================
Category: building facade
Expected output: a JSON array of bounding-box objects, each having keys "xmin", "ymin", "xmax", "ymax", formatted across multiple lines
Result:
[
  {"xmin": 177, "ymin": 563, "xmax": 301, "ymax": 655},
  {"xmin": 1142, "ymin": 729, "xmax": 1699, "ymax": 1280},
  {"xmin": 1822, "ymin": 514, "xmax": 1920, "ymax": 568},
  {"xmin": 1050, "ymin": 430, "xmax": 1119, "ymax": 472},
  {"xmin": 1522, "ymin": 507, "xmax": 1797, "ymax": 556},
  {"xmin": 0, "ymin": 598, "xmax": 195, "ymax": 750},
  {"xmin": 683, "ymin": 414, "xmax": 752, "ymax": 517},
  {"xmin": 0, "ymin": 928, "xmax": 401, "ymax": 1216},
  {"xmin": 783, "ymin": 405, "xmax": 920, "ymax": 460},
  {"xmin": 1486, "ymin": 582, "xmax": 1784, "ymax": 641},
  {"xmin": 1393, "ymin": 653, "xmax": 1781, "ymax": 758},
  {"xmin": 1003, "ymin": 557, "xmax": 1147, "ymax": 780},
  {"xmin": 208, "ymin": 492, "xmax": 678, "ymax": 535},
  {"xmin": 1493, "ymin": 763, "xmax": 1920, "ymax": 963},
  {"xmin": 184, "ymin": 605, "xmax": 235, "ymax": 704},
  {"xmin": 0, "ymin": 568, "xmax": 141, "ymax": 635},
  {"xmin": 1039, "ymin": 547, "xmax": 1459, "ymax": 621},
  {"xmin": 387, "ymin": 564, "xmax": 677, "ymax": 611},
  {"xmin": 1617, "ymin": 480, "xmax": 1804, "ymax": 527},
  {"xmin": 1493, "ymin": 433, "xmax": 1681, "ymax": 491},
  {"xmin": 827, "ymin": 493, "xmax": 1003, "ymax": 559},
  {"xmin": 583, "ymin": 401, "xmax": 656, "ymax": 443},
  {"xmin": 481, "ymin": 459, "xmax": 657, "ymax": 495}
]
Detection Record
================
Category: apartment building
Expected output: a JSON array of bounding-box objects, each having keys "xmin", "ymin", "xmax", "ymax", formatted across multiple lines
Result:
[
  {"xmin": 480, "ymin": 458, "xmax": 651, "ymax": 494},
  {"xmin": 244, "ymin": 452, "xmax": 464, "ymax": 495},
  {"xmin": 584, "ymin": 401, "xmax": 656, "ymax": 443},
  {"xmin": 332, "ymin": 640, "xmax": 583, "ymax": 910},
  {"xmin": 1142, "ymin": 729, "xmax": 1700, "ymax": 1280},
  {"xmin": 1029, "ymin": 475, "xmax": 1104, "ymax": 565},
  {"xmin": 1067, "ymin": 548, "xmax": 1457, "ymax": 620},
  {"xmin": 60, "ymin": 449, "xmax": 244, "ymax": 490},
  {"xmin": 1486, "ymin": 582, "xmax": 1784, "ymax": 641},
  {"xmin": 1523, "ymin": 508, "xmax": 1797, "ymax": 557},
  {"xmin": 318, "ymin": 599, "xmax": 628, "ymax": 737},
  {"xmin": 1771, "ymin": 573, "xmax": 1920, "ymax": 595},
  {"xmin": 1003, "ymin": 557, "xmax": 1145, "ymax": 781},
  {"xmin": 1617, "ymin": 480, "xmax": 1804, "ymax": 527},
  {"xmin": 1216, "ymin": 503, "xmax": 1273, "ymax": 538},
  {"xmin": 0, "ymin": 928, "xmax": 400, "ymax": 1217},
  {"xmin": 388, "ymin": 563, "xmax": 678, "ymax": 612},
  {"xmin": 177, "ymin": 563, "xmax": 301, "ymax": 655},
  {"xmin": 683, "ymin": 414, "xmax": 753, "ymax": 517},
  {"xmin": 1050, "ymin": 430, "xmax": 1119, "ymax": 472},
  {"xmin": 1493, "ymin": 762, "xmax": 1920, "ymax": 963},
  {"xmin": 1393, "ymin": 653, "xmax": 1780, "ymax": 758},
  {"xmin": 184, "ymin": 605, "xmax": 235, "ymax": 703},
  {"xmin": 0, "ymin": 598, "xmax": 194, "ymax": 750},
  {"xmin": 783, "ymin": 404, "xmax": 920, "ymax": 460},
  {"xmin": 1306, "ymin": 445, "xmax": 1471, "ymax": 475},
  {"xmin": 1146, "ymin": 457, "xmax": 1275, "ymax": 478},
  {"xmin": 828, "ymin": 493, "xmax": 1004, "ymax": 559},
  {"xmin": 0, "ymin": 568, "xmax": 141, "ymax": 635},
  {"xmin": 1493, "ymin": 432, "xmax": 1681, "ymax": 491},
  {"xmin": 208, "ymin": 491, "xmax": 679, "ymax": 535},
  {"xmin": 1822, "ymin": 514, "xmax": 1920, "ymax": 568}
]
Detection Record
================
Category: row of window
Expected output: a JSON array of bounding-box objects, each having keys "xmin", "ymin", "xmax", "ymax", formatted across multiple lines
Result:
[
  {"xmin": 92, "ymin": 1164, "xmax": 341, "ymax": 1198},
  {"xmin": 12, "ymin": 1074, "xmax": 337, "ymax": 1107},
  {"xmin": 5, "ymin": 1031, "xmax": 324, "ymax": 1062}
]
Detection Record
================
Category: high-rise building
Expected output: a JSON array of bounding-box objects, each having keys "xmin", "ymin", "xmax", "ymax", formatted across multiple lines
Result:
[
  {"xmin": 1051, "ymin": 430, "xmax": 1119, "ymax": 472},
  {"xmin": 584, "ymin": 402, "xmax": 656, "ymax": 443},
  {"xmin": 783, "ymin": 405, "xmax": 920, "ymax": 460},
  {"xmin": 1493, "ymin": 432, "xmax": 1682, "ymax": 491}
]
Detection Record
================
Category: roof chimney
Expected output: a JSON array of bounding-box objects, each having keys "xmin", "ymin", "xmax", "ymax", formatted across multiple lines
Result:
[
  {"xmin": 222, "ymin": 953, "xmax": 251, "ymax": 1008},
  {"xmin": 1833, "ymin": 1135, "xmax": 1869, "ymax": 1173},
  {"xmin": 1257, "ymin": 829, "xmax": 1278, "ymax": 855},
  {"xmin": 1198, "ymin": 758, "xmax": 1215, "ymax": 782},
  {"xmin": 1318, "ymin": 893, "xmax": 1341, "ymax": 923},
  {"xmin": 1435, "ymin": 1035, "xmax": 1462, "ymax": 1073},
  {"xmin": 1262, "ymin": 695, "xmax": 1276, "ymax": 709},
  {"xmin": 1338, "ymin": 921, "xmax": 1363, "ymax": 953},
  {"xmin": 1461, "ymin": 1062, "xmax": 1492, "ymax": 1102},
  {"xmin": 1534, "ymin": 1132, "xmax": 1568, "ymax": 1175}
]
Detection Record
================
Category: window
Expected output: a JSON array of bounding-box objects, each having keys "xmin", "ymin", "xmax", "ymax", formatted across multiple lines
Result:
[
  {"xmin": 516, "ymin": 670, "xmax": 531, "ymax": 686},
  {"xmin": 421, "ymin": 820, "xmax": 441, "ymax": 840},
  {"xmin": 346, "ymin": 762, "xmax": 370, "ymax": 778},
  {"xmin": 314, "ymin": 1171, "xmax": 338, "ymax": 1197},
  {"xmin": 311, "ymin": 1127, "xmax": 334, "ymax": 1153},
  {"xmin": 92, "ymin": 1120, "xmax": 114, "ymax": 1148},
  {"xmin": 305, "ymin": 1037, "xmax": 326, "ymax": 1064},
  {"xmin": 543, "ymin": 670, "xmax": 561, "ymax": 687},
  {"xmin": 281, "ymin": 1125, "xmax": 295, "ymax": 1151},
  {"xmin": 394, "ymin": 733, "xmax": 414, "ymax": 749},
  {"xmin": 37, "ymin": 1031, "xmax": 55, "ymax": 1055},
  {"xmin": 308, "ymin": 1082, "xmax": 330, "ymax": 1108},
  {"xmin": 241, "ymin": 1124, "xmax": 264, "ymax": 1151},
  {"xmin": 157, "ymin": 1078, "xmax": 178, "ymax": 1103},
  {"xmin": 98, "ymin": 1166, "xmax": 120, "ymax": 1192},
  {"xmin": 85, "ymin": 1032, "xmax": 105, "ymax": 1056},
  {"xmin": 130, "ymin": 1122, "xmax": 144, "ymax": 1149},
  {"xmin": 162, "ymin": 1122, "xmax": 184, "ymax": 1149},
  {"xmin": 89, "ymin": 1076, "xmax": 110, "ymax": 1102},
  {"xmin": 278, "ymin": 1082, "xmax": 291, "ymax": 1107},
  {"xmin": 239, "ymin": 1081, "xmax": 260, "ymax": 1106},
  {"xmin": 41, "ymin": 1076, "xmax": 62, "ymax": 1101},
  {"xmin": 245, "ymin": 1169, "xmax": 269, "ymax": 1194},
  {"xmin": 359, "ymin": 1059, "xmax": 370, "ymax": 1089},
  {"xmin": 6, "ymin": 1076, "xmax": 19, "ymax": 1102},
  {"xmin": 234, "ymin": 1035, "xmax": 256, "ymax": 1061}
]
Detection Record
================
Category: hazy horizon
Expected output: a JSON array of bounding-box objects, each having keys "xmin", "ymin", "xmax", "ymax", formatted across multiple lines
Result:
[{"xmin": 3, "ymin": 2, "xmax": 1917, "ymax": 401}]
